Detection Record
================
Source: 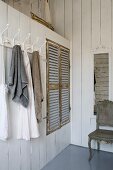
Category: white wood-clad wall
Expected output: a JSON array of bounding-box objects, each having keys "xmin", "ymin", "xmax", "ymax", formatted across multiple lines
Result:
[
  {"xmin": 50, "ymin": 0, "xmax": 113, "ymax": 152},
  {"xmin": 0, "ymin": 1, "xmax": 71, "ymax": 170}
]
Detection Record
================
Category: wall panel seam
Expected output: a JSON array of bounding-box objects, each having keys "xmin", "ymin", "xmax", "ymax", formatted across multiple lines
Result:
[
  {"xmin": 64, "ymin": 0, "xmax": 65, "ymax": 38},
  {"xmin": 91, "ymin": 0, "xmax": 92, "ymax": 49},
  {"xmin": 81, "ymin": 0, "xmax": 83, "ymax": 145},
  {"xmin": 111, "ymin": 0, "xmax": 113, "ymax": 49},
  {"xmin": 100, "ymin": 0, "xmax": 101, "ymax": 45}
]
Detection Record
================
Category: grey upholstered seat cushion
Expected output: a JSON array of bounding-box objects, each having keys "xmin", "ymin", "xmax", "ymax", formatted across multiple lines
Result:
[{"xmin": 89, "ymin": 129, "xmax": 113, "ymax": 141}]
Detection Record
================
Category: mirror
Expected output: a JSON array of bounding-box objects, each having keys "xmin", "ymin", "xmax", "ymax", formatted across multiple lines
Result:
[{"xmin": 94, "ymin": 53, "xmax": 109, "ymax": 115}]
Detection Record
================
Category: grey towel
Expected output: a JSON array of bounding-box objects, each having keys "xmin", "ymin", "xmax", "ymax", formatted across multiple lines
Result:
[
  {"xmin": 8, "ymin": 45, "xmax": 29, "ymax": 107},
  {"xmin": 31, "ymin": 51, "xmax": 43, "ymax": 122}
]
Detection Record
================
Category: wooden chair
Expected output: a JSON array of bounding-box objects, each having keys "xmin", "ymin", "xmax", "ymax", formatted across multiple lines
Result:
[{"xmin": 88, "ymin": 100, "xmax": 113, "ymax": 161}]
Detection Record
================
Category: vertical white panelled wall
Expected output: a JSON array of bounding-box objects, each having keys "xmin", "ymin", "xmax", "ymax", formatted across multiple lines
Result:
[
  {"xmin": 50, "ymin": 0, "xmax": 113, "ymax": 152},
  {"xmin": 0, "ymin": 1, "xmax": 71, "ymax": 170}
]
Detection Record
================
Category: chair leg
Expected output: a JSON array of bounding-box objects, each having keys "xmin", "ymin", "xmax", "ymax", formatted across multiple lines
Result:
[
  {"xmin": 97, "ymin": 141, "xmax": 100, "ymax": 151},
  {"xmin": 88, "ymin": 138, "xmax": 92, "ymax": 161}
]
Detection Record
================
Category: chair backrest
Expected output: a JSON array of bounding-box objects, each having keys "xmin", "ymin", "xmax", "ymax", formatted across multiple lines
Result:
[{"xmin": 96, "ymin": 100, "xmax": 113, "ymax": 128}]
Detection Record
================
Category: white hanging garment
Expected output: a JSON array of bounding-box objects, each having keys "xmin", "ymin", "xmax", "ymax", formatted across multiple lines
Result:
[
  {"xmin": 44, "ymin": 0, "xmax": 52, "ymax": 24},
  {"xmin": 17, "ymin": 51, "xmax": 40, "ymax": 140},
  {"xmin": 0, "ymin": 46, "xmax": 8, "ymax": 140}
]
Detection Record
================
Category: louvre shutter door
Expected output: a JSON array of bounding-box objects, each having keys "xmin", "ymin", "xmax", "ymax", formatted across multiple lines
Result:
[
  {"xmin": 46, "ymin": 39, "xmax": 70, "ymax": 135},
  {"xmin": 46, "ymin": 41, "xmax": 60, "ymax": 134},
  {"xmin": 60, "ymin": 48, "xmax": 70, "ymax": 126}
]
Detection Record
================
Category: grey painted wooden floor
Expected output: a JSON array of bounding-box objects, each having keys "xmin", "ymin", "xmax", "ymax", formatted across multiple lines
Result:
[{"xmin": 42, "ymin": 145, "xmax": 113, "ymax": 170}]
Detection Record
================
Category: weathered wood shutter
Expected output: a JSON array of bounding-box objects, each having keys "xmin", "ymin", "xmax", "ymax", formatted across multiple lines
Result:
[
  {"xmin": 60, "ymin": 48, "xmax": 70, "ymax": 126},
  {"xmin": 46, "ymin": 39, "xmax": 70, "ymax": 135}
]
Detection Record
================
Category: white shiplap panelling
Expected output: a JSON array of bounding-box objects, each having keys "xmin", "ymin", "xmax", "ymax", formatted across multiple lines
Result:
[
  {"xmin": 50, "ymin": 0, "xmax": 113, "ymax": 152},
  {"xmin": 46, "ymin": 132, "xmax": 56, "ymax": 163},
  {"xmin": 81, "ymin": 0, "xmax": 92, "ymax": 147},
  {"xmin": 50, "ymin": 0, "xmax": 65, "ymax": 37},
  {"xmin": 71, "ymin": 0, "xmax": 82, "ymax": 145},
  {"xmin": 64, "ymin": 0, "xmax": 73, "ymax": 40},
  {"xmin": 31, "ymin": 139, "xmax": 40, "ymax": 170},
  {"xmin": 8, "ymin": 6, "xmax": 19, "ymax": 40},
  {"xmin": 8, "ymin": 140, "xmax": 21, "ymax": 170},
  {"xmin": 0, "ymin": 141, "xmax": 8, "ymax": 170},
  {"xmin": 0, "ymin": 1, "xmax": 7, "ymax": 32},
  {"xmin": 0, "ymin": 1, "xmax": 71, "ymax": 170},
  {"xmin": 19, "ymin": 13, "xmax": 30, "ymax": 43},
  {"xmin": 101, "ymin": 0, "xmax": 112, "ymax": 48},
  {"xmin": 92, "ymin": 0, "xmax": 100, "ymax": 49},
  {"xmin": 20, "ymin": 141, "xmax": 31, "ymax": 170}
]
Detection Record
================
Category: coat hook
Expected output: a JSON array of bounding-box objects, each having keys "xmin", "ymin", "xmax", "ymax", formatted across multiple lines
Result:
[
  {"xmin": 0, "ymin": 24, "xmax": 10, "ymax": 45},
  {"xmin": 22, "ymin": 33, "xmax": 31, "ymax": 50},
  {"xmin": 13, "ymin": 28, "xmax": 21, "ymax": 46},
  {"xmin": 32, "ymin": 37, "xmax": 39, "ymax": 51}
]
